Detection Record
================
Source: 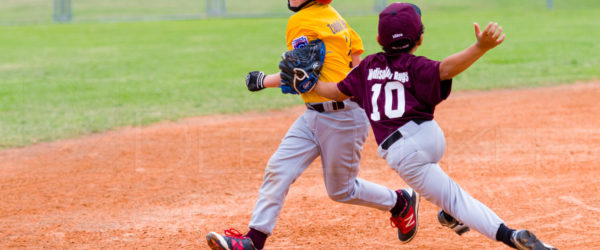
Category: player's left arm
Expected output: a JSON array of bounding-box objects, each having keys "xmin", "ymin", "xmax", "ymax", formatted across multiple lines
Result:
[
  {"xmin": 439, "ymin": 22, "xmax": 504, "ymax": 80},
  {"xmin": 313, "ymin": 81, "xmax": 349, "ymax": 101}
]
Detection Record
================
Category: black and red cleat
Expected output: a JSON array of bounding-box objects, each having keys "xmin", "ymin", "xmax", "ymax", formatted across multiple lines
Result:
[
  {"xmin": 390, "ymin": 188, "xmax": 420, "ymax": 243},
  {"xmin": 206, "ymin": 228, "xmax": 258, "ymax": 250}
]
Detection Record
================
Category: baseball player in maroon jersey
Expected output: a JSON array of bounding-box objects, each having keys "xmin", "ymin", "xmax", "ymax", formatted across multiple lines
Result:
[{"xmin": 313, "ymin": 3, "xmax": 556, "ymax": 250}]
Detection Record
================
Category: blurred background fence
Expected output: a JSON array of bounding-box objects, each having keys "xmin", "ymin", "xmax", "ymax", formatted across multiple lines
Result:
[
  {"xmin": 1, "ymin": 0, "xmax": 388, "ymax": 25},
  {"xmin": 1, "ymin": 0, "xmax": 583, "ymax": 26}
]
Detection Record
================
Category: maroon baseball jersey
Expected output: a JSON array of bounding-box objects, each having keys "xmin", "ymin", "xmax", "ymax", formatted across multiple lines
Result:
[{"xmin": 338, "ymin": 52, "xmax": 452, "ymax": 145}]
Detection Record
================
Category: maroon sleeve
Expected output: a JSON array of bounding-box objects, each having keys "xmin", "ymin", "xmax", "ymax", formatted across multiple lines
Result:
[
  {"xmin": 337, "ymin": 65, "xmax": 364, "ymax": 103},
  {"xmin": 410, "ymin": 56, "xmax": 452, "ymax": 106}
]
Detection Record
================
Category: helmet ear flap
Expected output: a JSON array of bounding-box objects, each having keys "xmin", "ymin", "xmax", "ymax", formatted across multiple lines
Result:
[{"xmin": 316, "ymin": 0, "xmax": 332, "ymax": 4}]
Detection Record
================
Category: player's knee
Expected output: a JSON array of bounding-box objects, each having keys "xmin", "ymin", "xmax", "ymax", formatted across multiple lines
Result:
[
  {"xmin": 263, "ymin": 162, "xmax": 284, "ymax": 180},
  {"xmin": 326, "ymin": 186, "xmax": 356, "ymax": 203},
  {"xmin": 263, "ymin": 160, "xmax": 298, "ymax": 186},
  {"xmin": 265, "ymin": 157, "xmax": 286, "ymax": 174},
  {"xmin": 328, "ymin": 192, "xmax": 352, "ymax": 203}
]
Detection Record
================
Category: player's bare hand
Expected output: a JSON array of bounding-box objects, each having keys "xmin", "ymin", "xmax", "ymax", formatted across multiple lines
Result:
[{"xmin": 474, "ymin": 22, "xmax": 505, "ymax": 51}]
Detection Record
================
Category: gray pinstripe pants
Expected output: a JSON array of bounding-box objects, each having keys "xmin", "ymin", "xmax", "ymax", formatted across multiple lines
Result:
[
  {"xmin": 249, "ymin": 100, "xmax": 397, "ymax": 235},
  {"xmin": 378, "ymin": 120, "xmax": 504, "ymax": 240}
]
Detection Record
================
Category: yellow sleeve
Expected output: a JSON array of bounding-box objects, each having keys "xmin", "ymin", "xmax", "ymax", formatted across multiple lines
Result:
[
  {"xmin": 348, "ymin": 28, "xmax": 364, "ymax": 55},
  {"xmin": 286, "ymin": 15, "xmax": 319, "ymax": 50}
]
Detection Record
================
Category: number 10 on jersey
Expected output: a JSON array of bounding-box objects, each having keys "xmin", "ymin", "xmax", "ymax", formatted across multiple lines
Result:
[{"xmin": 370, "ymin": 81, "xmax": 406, "ymax": 121}]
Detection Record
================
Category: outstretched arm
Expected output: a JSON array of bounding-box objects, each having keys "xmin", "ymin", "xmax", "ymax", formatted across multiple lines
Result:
[
  {"xmin": 262, "ymin": 73, "xmax": 282, "ymax": 88},
  {"xmin": 439, "ymin": 22, "xmax": 505, "ymax": 81},
  {"xmin": 247, "ymin": 39, "xmax": 329, "ymax": 92},
  {"xmin": 313, "ymin": 81, "xmax": 350, "ymax": 101},
  {"xmin": 245, "ymin": 72, "xmax": 282, "ymax": 91}
]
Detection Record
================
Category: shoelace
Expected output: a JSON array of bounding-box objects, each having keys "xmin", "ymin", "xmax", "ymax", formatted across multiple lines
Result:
[
  {"xmin": 390, "ymin": 216, "xmax": 402, "ymax": 228},
  {"xmin": 224, "ymin": 228, "xmax": 246, "ymax": 239}
]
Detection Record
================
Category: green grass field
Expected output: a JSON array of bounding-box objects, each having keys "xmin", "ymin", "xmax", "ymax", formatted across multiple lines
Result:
[{"xmin": 1, "ymin": 1, "xmax": 599, "ymax": 148}]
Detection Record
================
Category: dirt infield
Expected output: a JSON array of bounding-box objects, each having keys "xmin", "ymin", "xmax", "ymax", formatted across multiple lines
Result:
[{"xmin": 1, "ymin": 82, "xmax": 600, "ymax": 249}]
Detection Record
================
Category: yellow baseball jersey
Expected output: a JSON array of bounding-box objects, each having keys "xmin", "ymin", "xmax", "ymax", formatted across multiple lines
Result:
[{"xmin": 286, "ymin": 3, "xmax": 364, "ymax": 103}]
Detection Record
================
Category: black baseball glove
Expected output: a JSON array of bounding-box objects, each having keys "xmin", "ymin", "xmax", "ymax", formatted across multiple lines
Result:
[{"xmin": 279, "ymin": 39, "xmax": 326, "ymax": 94}]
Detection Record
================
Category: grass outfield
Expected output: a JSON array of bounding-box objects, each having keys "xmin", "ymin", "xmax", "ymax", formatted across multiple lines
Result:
[{"xmin": 1, "ymin": 4, "xmax": 599, "ymax": 148}]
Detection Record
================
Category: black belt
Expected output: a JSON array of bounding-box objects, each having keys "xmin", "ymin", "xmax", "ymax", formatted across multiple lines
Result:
[
  {"xmin": 380, "ymin": 119, "xmax": 430, "ymax": 150},
  {"xmin": 306, "ymin": 101, "xmax": 345, "ymax": 113}
]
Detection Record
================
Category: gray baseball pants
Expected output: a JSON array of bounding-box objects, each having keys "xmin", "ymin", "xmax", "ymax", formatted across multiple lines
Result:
[
  {"xmin": 377, "ymin": 120, "xmax": 504, "ymax": 240},
  {"xmin": 249, "ymin": 100, "xmax": 397, "ymax": 235}
]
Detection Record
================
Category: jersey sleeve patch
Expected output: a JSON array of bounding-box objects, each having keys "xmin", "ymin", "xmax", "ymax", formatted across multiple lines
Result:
[{"xmin": 292, "ymin": 36, "xmax": 309, "ymax": 49}]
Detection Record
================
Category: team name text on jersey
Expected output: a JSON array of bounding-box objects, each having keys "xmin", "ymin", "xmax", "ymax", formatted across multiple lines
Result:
[
  {"xmin": 367, "ymin": 67, "xmax": 409, "ymax": 83},
  {"xmin": 327, "ymin": 19, "xmax": 348, "ymax": 34}
]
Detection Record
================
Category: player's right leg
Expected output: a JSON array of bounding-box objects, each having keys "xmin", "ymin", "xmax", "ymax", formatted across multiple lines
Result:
[
  {"xmin": 378, "ymin": 120, "xmax": 555, "ymax": 249},
  {"xmin": 379, "ymin": 120, "xmax": 504, "ymax": 239},
  {"xmin": 207, "ymin": 113, "xmax": 320, "ymax": 250},
  {"xmin": 313, "ymin": 101, "xmax": 417, "ymax": 242}
]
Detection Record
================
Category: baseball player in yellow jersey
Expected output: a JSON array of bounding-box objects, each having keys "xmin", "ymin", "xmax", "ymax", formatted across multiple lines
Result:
[
  {"xmin": 206, "ymin": 1, "xmax": 421, "ymax": 249},
  {"xmin": 284, "ymin": 1, "xmax": 364, "ymax": 103}
]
